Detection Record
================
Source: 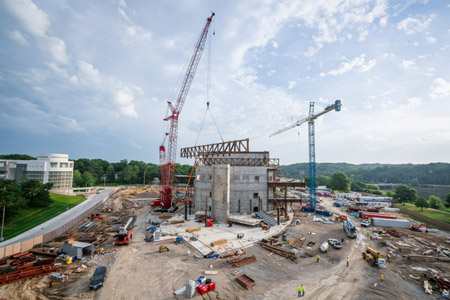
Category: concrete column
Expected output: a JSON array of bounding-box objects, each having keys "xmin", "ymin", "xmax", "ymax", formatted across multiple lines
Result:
[{"xmin": 211, "ymin": 165, "xmax": 230, "ymax": 223}]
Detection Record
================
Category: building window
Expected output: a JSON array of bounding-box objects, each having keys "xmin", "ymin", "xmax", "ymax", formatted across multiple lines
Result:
[
  {"xmin": 255, "ymin": 176, "xmax": 259, "ymax": 182},
  {"xmin": 209, "ymin": 192, "xmax": 212, "ymax": 197},
  {"xmin": 60, "ymin": 162, "xmax": 68, "ymax": 168},
  {"xmin": 69, "ymin": 163, "xmax": 73, "ymax": 168},
  {"xmin": 50, "ymin": 162, "xmax": 57, "ymax": 168},
  {"xmin": 253, "ymin": 193, "xmax": 258, "ymax": 198},
  {"xmin": 209, "ymin": 175, "xmax": 212, "ymax": 181}
]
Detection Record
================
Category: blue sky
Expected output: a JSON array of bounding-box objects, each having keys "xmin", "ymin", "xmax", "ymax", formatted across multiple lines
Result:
[{"xmin": 0, "ymin": 0, "xmax": 449, "ymax": 165}]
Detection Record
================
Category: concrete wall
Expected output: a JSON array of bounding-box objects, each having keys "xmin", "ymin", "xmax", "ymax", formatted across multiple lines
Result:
[
  {"xmin": 194, "ymin": 152, "xmax": 274, "ymax": 217},
  {"xmin": 211, "ymin": 165, "xmax": 230, "ymax": 223}
]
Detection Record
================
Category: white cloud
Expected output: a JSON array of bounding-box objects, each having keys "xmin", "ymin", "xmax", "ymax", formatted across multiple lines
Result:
[
  {"xmin": 47, "ymin": 37, "xmax": 69, "ymax": 64},
  {"xmin": 7, "ymin": 30, "xmax": 29, "ymax": 46},
  {"xmin": 401, "ymin": 60, "xmax": 416, "ymax": 70},
  {"xmin": 288, "ymin": 80, "xmax": 297, "ymax": 89},
  {"xmin": 4, "ymin": 0, "xmax": 70, "ymax": 66},
  {"xmin": 326, "ymin": 54, "xmax": 376, "ymax": 76},
  {"xmin": 406, "ymin": 97, "xmax": 422, "ymax": 108},
  {"xmin": 115, "ymin": 89, "xmax": 138, "ymax": 118},
  {"xmin": 358, "ymin": 30, "xmax": 368, "ymax": 41},
  {"xmin": 426, "ymin": 36, "xmax": 436, "ymax": 43},
  {"xmin": 379, "ymin": 16, "xmax": 388, "ymax": 27},
  {"xmin": 430, "ymin": 78, "xmax": 450, "ymax": 99},
  {"xmin": 3, "ymin": 0, "xmax": 49, "ymax": 38},
  {"xmin": 267, "ymin": 70, "xmax": 275, "ymax": 76},
  {"xmin": 77, "ymin": 60, "xmax": 102, "ymax": 86},
  {"xmin": 271, "ymin": 41, "xmax": 278, "ymax": 48},
  {"xmin": 397, "ymin": 15, "xmax": 434, "ymax": 35}
]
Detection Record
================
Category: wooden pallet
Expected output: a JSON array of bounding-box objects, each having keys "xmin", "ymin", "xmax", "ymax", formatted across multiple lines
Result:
[
  {"xmin": 236, "ymin": 274, "xmax": 256, "ymax": 290},
  {"xmin": 230, "ymin": 255, "xmax": 257, "ymax": 267},
  {"xmin": 290, "ymin": 237, "xmax": 306, "ymax": 249}
]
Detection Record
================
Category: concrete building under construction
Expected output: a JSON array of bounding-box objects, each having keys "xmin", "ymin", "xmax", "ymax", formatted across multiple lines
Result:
[{"xmin": 180, "ymin": 139, "xmax": 305, "ymax": 223}]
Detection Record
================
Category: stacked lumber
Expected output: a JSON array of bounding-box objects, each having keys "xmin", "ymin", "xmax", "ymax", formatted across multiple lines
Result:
[
  {"xmin": 260, "ymin": 241, "xmax": 297, "ymax": 261},
  {"xmin": 186, "ymin": 227, "xmax": 201, "ymax": 233},
  {"xmin": 170, "ymin": 219, "xmax": 184, "ymax": 224},
  {"xmin": 290, "ymin": 237, "xmax": 306, "ymax": 249},
  {"xmin": 211, "ymin": 239, "xmax": 228, "ymax": 247},
  {"xmin": 227, "ymin": 255, "xmax": 256, "ymax": 267}
]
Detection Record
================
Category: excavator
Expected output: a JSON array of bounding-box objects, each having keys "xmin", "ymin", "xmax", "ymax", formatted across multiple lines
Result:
[
  {"xmin": 362, "ymin": 247, "xmax": 386, "ymax": 268},
  {"xmin": 410, "ymin": 222, "xmax": 429, "ymax": 232}
]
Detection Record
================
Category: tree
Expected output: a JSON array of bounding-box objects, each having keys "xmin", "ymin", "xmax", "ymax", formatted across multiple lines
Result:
[
  {"xmin": 428, "ymin": 195, "xmax": 441, "ymax": 209},
  {"xmin": 410, "ymin": 178, "xmax": 420, "ymax": 187},
  {"xmin": 106, "ymin": 164, "xmax": 116, "ymax": 183},
  {"xmin": 415, "ymin": 197, "xmax": 429, "ymax": 211},
  {"xmin": 0, "ymin": 179, "xmax": 26, "ymax": 218},
  {"xmin": 394, "ymin": 184, "xmax": 417, "ymax": 205},
  {"xmin": 328, "ymin": 173, "xmax": 351, "ymax": 192},
  {"xmin": 82, "ymin": 172, "xmax": 95, "ymax": 187},
  {"xmin": 73, "ymin": 170, "xmax": 83, "ymax": 187},
  {"xmin": 445, "ymin": 193, "xmax": 450, "ymax": 208},
  {"xmin": 21, "ymin": 180, "xmax": 42, "ymax": 207}
]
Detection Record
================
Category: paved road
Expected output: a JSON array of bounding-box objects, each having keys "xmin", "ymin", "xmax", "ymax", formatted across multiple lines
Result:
[{"xmin": 0, "ymin": 187, "xmax": 115, "ymax": 247}]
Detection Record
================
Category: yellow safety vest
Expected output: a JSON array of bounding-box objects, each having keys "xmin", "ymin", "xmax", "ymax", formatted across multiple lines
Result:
[
  {"xmin": 302, "ymin": 286, "xmax": 305, "ymax": 292},
  {"xmin": 297, "ymin": 286, "xmax": 301, "ymax": 292}
]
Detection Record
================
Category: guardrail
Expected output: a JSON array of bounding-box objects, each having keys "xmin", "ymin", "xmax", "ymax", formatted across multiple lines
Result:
[{"xmin": 0, "ymin": 190, "xmax": 116, "ymax": 259}]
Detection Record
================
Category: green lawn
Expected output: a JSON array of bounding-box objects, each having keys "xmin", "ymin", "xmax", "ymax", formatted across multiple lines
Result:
[
  {"xmin": 402, "ymin": 203, "xmax": 450, "ymax": 224},
  {"xmin": 2, "ymin": 193, "xmax": 85, "ymax": 241}
]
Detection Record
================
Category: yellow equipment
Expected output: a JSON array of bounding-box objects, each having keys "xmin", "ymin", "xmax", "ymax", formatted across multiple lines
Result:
[
  {"xmin": 362, "ymin": 247, "xmax": 386, "ymax": 268},
  {"xmin": 159, "ymin": 245, "xmax": 170, "ymax": 252}
]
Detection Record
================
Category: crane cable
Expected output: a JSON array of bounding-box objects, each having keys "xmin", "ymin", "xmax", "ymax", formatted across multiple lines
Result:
[{"xmin": 194, "ymin": 26, "xmax": 223, "ymax": 146}]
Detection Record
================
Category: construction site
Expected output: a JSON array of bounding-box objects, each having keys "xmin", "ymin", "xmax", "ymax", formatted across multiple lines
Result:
[{"xmin": 0, "ymin": 11, "xmax": 449, "ymax": 300}]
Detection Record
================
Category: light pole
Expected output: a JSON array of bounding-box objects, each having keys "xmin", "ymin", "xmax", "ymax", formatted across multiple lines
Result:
[{"xmin": 0, "ymin": 206, "xmax": 5, "ymax": 242}]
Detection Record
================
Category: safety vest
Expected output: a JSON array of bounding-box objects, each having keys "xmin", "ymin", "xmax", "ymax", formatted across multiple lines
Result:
[
  {"xmin": 302, "ymin": 286, "xmax": 305, "ymax": 292},
  {"xmin": 297, "ymin": 286, "xmax": 301, "ymax": 292},
  {"xmin": 346, "ymin": 258, "xmax": 349, "ymax": 263}
]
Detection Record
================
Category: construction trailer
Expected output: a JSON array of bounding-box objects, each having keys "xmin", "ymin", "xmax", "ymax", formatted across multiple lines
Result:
[{"xmin": 62, "ymin": 242, "xmax": 94, "ymax": 260}]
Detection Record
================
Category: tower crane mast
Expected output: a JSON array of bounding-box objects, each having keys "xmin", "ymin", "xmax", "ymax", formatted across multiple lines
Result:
[
  {"xmin": 159, "ymin": 12, "xmax": 215, "ymax": 209},
  {"xmin": 270, "ymin": 100, "xmax": 341, "ymax": 212}
]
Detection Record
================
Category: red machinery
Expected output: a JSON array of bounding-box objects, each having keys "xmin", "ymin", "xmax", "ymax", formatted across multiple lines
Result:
[
  {"xmin": 158, "ymin": 13, "xmax": 215, "ymax": 209},
  {"xmin": 410, "ymin": 223, "xmax": 429, "ymax": 232},
  {"xmin": 115, "ymin": 217, "xmax": 134, "ymax": 245}
]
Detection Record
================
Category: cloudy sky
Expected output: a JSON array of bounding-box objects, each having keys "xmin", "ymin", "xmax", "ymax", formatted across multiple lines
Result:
[{"xmin": 1, "ymin": 0, "xmax": 449, "ymax": 165}]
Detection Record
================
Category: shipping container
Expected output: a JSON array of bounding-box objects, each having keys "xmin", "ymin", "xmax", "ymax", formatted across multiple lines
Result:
[
  {"xmin": 360, "ymin": 212, "xmax": 397, "ymax": 220},
  {"xmin": 371, "ymin": 218, "xmax": 410, "ymax": 228}
]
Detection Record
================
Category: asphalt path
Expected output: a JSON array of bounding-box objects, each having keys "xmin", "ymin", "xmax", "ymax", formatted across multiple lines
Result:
[{"xmin": 0, "ymin": 187, "xmax": 115, "ymax": 247}]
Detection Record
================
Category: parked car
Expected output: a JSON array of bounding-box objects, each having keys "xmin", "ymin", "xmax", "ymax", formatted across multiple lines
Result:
[
  {"xmin": 327, "ymin": 238, "xmax": 342, "ymax": 249},
  {"xmin": 361, "ymin": 220, "xmax": 370, "ymax": 227},
  {"xmin": 90, "ymin": 266, "xmax": 107, "ymax": 290}
]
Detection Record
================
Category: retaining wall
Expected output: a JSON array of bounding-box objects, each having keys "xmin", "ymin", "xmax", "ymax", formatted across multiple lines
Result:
[{"xmin": 0, "ymin": 193, "xmax": 113, "ymax": 259}]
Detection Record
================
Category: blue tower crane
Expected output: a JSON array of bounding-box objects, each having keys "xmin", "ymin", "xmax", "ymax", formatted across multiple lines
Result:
[{"xmin": 270, "ymin": 100, "xmax": 341, "ymax": 212}]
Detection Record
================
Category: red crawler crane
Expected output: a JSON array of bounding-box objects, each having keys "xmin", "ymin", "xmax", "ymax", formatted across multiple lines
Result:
[{"xmin": 159, "ymin": 13, "xmax": 215, "ymax": 209}]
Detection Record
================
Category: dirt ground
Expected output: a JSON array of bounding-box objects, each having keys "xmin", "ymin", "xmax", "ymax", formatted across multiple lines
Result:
[{"xmin": 0, "ymin": 189, "xmax": 448, "ymax": 300}]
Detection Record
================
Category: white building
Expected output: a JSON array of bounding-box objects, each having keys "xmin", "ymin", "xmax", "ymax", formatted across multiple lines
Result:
[{"xmin": 0, "ymin": 154, "xmax": 73, "ymax": 191}]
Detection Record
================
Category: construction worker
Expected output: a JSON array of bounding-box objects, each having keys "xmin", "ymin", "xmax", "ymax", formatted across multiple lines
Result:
[
  {"xmin": 387, "ymin": 253, "xmax": 391, "ymax": 262},
  {"xmin": 366, "ymin": 230, "xmax": 370, "ymax": 236},
  {"xmin": 316, "ymin": 254, "xmax": 320, "ymax": 263},
  {"xmin": 346, "ymin": 257, "xmax": 349, "ymax": 267},
  {"xmin": 381, "ymin": 274, "xmax": 384, "ymax": 281},
  {"xmin": 297, "ymin": 285, "xmax": 301, "ymax": 297},
  {"xmin": 302, "ymin": 284, "xmax": 305, "ymax": 297}
]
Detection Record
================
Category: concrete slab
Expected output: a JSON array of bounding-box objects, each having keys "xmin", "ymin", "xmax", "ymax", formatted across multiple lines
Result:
[{"xmin": 159, "ymin": 212, "xmax": 293, "ymax": 255}]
